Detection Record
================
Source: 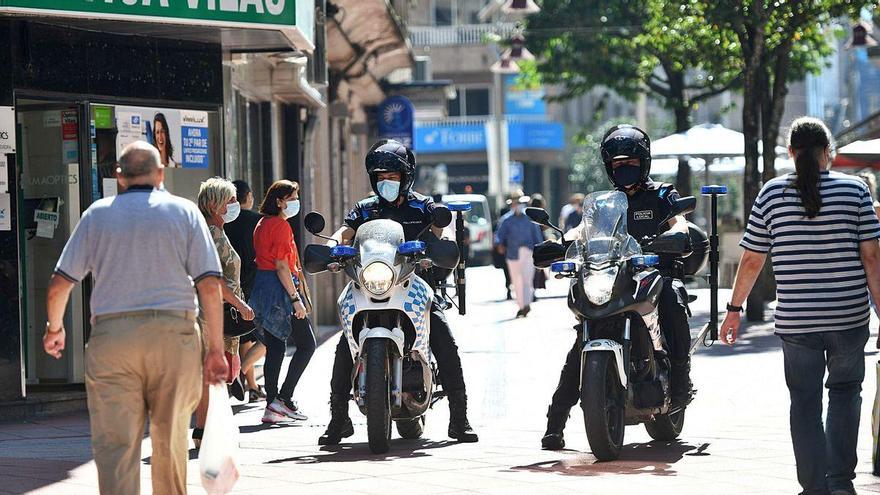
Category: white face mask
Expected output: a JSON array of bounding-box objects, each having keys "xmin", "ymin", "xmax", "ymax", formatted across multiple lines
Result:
[
  {"xmin": 222, "ymin": 202, "xmax": 240, "ymax": 223},
  {"xmin": 377, "ymin": 180, "xmax": 401, "ymax": 202},
  {"xmin": 283, "ymin": 199, "xmax": 300, "ymax": 218}
]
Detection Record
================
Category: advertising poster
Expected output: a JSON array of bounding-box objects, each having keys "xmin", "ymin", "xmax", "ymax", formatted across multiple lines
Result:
[
  {"xmin": 0, "ymin": 106, "xmax": 15, "ymax": 154},
  {"xmin": 114, "ymin": 106, "xmax": 208, "ymax": 169},
  {"xmin": 0, "ymin": 193, "xmax": 10, "ymax": 231},
  {"xmin": 0, "ymin": 155, "xmax": 7, "ymax": 193},
  {"xmin": 180, "ymin": 110, "xmax": 210, "ymax": 169},
  {"xmin": 62, "ymin": 111, "xmax": 78, "ymax": 163}
]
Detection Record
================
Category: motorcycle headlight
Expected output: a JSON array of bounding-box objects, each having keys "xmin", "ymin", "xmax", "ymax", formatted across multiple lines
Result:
[
  {"xmin": 584, "ymin": 267, "xmax": 618, "ymax": 305},
  {"xmin": 361, "ymin": 262, "xmax": 395, "ymax": 296}
]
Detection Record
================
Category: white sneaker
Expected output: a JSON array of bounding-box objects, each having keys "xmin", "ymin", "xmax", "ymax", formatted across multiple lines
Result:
[
  {"xmin": 268, "ymin": 398, "xmax": 308, "ymax": 421},
  {"xmin": 261, "ymin": 408, "xmax": 287, "ymax": 424}
]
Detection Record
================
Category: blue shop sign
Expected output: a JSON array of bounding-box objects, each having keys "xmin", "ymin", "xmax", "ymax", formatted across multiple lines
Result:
[
  {"xmin": 414, "ymin": 121, "xmax": 564, "ymax": 153},
  {"xmin": 378, "ymin": 96, "xmax": 415, "ymax": 148},
  {"xmin": 415, "ymin": 123, "xmax": 487, "ymax": 153}
]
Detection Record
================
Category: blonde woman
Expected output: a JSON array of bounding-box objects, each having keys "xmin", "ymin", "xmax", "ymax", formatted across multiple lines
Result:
[{"xmin": 192, "ymin": 177, "xmax": 255, "ymax": 447}]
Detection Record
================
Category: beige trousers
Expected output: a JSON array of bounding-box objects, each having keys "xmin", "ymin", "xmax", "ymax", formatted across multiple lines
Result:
[
  {"xmin": 506, "ymin": 247, "xmax": 536, "ymax": 310},
  {"xmin": 85, "ymin": 311, "xmax": 202, "ymax": 495}
]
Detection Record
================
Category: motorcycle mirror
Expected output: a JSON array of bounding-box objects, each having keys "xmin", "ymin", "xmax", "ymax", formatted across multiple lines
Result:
[
  {"xmin": 671, "ymin": 196, "xmax": 697, "ymax": 217},
  {"xmin": 525, "ymin": 207, "xmax": 550, "ymax": 225},
  {"xmin": 304, "ymin": 212, "xmax": 326, "ymax": 235},
  {"xmin": 432, "ymin": 205, "xmax": 452, "ymax": 228}
]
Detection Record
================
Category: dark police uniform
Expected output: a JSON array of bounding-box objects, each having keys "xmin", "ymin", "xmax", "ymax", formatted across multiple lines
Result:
[
  {"xmin": 329, "ymin": 191, "xmax": 467, "ymax": 396},
  {"xmin": 547, "ymin": 180, "xmax": 692, "ymax": 420}
]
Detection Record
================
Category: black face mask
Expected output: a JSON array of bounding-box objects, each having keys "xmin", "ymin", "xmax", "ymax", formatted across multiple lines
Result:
[{"xmin": 612, "ymin": 165, "xmax": 642, "ymax": 189}]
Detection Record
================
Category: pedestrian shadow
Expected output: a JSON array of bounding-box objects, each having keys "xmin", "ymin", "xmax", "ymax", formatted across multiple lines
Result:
[
  {"xmin": 264, "ymin": 438, "xmax": 455, "ymax": 464},
  {"xmin": 508, "ymin": 440, "xmax": 702, "ymax": 477}
]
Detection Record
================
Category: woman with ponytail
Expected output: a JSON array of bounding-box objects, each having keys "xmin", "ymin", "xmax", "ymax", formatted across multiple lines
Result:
[{"xmin": 720, "ymin": 117, "xmax": 880, "ymax": 494}]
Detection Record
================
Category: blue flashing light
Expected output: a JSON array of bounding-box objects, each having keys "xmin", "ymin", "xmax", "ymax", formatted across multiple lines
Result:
[
  {"xmin": 331, "ymin": 245, "xmax": 358, "ymax": 258},
  {"xmin": 631, "ymin": 255, "xmax": 660, "ymax": 268},
  {"xmin": 551, "ymin": 261, "xmax": 577, "ymax": 273},
  {"xmin": 701, "ymin": 185, "xmax": 728, "ymax": 195},
  {"xmin": 447, "ymin": 201, "xmax": 472, "ymax": 212},
  {"xmin": 398, "ymin": 240, "xmax": 426, "ymax": 255}
]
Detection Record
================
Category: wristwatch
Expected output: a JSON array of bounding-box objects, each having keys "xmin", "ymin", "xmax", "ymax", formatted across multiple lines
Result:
[
  {"xmin": 290, "ymin": 293, "xmax": 301, "ymax": 303},
  {"xmin": 726, "ymin": 303, "xmax": 743, "ymax": 312}
]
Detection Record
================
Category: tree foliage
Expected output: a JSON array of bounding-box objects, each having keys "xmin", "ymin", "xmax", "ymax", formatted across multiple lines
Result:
[{"xmin": 525, "ymin": 0, "xmax": 742, "ymax": 133}]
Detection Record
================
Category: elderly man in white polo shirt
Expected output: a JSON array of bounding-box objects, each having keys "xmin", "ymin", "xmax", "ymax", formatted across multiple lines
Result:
[{"xmin": 43, "ymin": 141, "xmax": 228, "ymax": 495}]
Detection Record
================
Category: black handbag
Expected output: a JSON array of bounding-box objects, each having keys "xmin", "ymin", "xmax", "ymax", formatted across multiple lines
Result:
[{"xmin": 223, "ymin": 303, "xmax": 256, "ymax": 337}]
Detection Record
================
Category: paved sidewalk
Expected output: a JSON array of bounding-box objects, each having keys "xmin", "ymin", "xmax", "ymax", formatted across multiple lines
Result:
[{"xmin": 3, "ymin": 267, "xmax": 880, "ymax": 494}]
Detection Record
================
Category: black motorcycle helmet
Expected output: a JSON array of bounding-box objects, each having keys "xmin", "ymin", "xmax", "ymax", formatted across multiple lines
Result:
[
  {"xmin": 600, "ymin": 124, "xmax": 652, "ymax": 190},
  {"xmin": 365, "ymin": 139, "xmax": 416, "ymax": 201}
]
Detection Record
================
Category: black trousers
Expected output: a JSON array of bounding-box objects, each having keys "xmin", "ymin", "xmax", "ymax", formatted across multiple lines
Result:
[
  {"xmin": 547, "ymin": 278, "xmax": 690, "ymax": 415},
  {"xmin": 264, "ymin": 315, "xmax": 317, "ymax": 404},
  {"xmin": 330, "ymin": 306, "xmax": 466, "ymax": 396}
]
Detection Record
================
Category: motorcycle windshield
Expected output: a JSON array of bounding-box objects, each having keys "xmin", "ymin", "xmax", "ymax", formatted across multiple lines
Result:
[
  {"xmin": 577, "ymin": 190, "xmax": 642, "ymax": 264},
  {"xmin": 355, "ymin": 219, "xmax": 405, "ymax": 267}
]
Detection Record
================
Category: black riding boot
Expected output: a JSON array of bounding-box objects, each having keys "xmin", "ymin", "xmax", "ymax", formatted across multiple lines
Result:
[
  {"xmin": 318, "ymin": 394, "xmax": 355, "ymax": 446},
  {"xmin": 541, "ymin": 406, "xmax": 569, "ymax": 450},
  {"xmin": 670, "ymin": 357, "xmax": 693, "ymax": 408},
  {"xmin": 447, "ymin": 390, "xmax": 479, "ymax": 442}
]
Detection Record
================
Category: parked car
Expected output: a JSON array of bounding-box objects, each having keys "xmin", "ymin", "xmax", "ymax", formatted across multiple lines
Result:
[{"xmin": 442, "ymin": 194, "xmax": 493, "ymax": 266}]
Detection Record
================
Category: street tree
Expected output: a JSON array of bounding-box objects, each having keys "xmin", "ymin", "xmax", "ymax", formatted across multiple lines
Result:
[
  {"xmin": 704, "ymin": 0, "xmax": 869, "ymax": 320},
  {"xmin": 524, "ymin": 0, "xmax": 742, "ymax": 196}
]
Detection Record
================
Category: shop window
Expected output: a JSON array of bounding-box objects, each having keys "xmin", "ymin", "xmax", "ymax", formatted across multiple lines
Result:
[{"xmin": 434, "ymin": 0, "xmax": 453, "ymax": 26}]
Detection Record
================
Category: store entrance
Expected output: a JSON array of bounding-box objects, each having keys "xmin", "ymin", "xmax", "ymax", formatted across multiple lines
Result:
[{"xmin": 16, "ymin": 98, "xmax": 88, "ymax": 388}]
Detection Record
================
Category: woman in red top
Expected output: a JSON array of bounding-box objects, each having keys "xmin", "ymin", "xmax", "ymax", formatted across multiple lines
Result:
[{"xmin": 249, "ymin": 180, "xmax": 316, "ymax": 424}]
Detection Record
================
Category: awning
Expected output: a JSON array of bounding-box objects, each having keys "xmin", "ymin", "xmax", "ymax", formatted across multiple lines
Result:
[
  {"xmin": 326, "ymin": 0, "xmax": 414, "ymax": 106},
  {"xmin": 832, "ymin": 138, "xmax": 880, "ymax": 169},
  {"xmin": 0, "ymin": 0, "xmax": 316, "ymax": 52}
]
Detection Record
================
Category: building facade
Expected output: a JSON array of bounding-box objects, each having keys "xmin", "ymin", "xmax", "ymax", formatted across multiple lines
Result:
[{"xmin": 0, "ymin": 0, "xmax": 413, "ymax": 400}]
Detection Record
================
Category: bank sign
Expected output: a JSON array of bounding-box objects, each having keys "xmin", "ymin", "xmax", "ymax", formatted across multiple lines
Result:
[
  {"xmin": 415, "ymin": 121, "xmax": 564, "ymax": 154},
  {"xmin": 0, "ymin": 0, "xmax": 295, "ymax": 29}
]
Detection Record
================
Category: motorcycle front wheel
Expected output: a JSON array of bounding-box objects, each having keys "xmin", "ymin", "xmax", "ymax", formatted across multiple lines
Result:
[
  {"xmin": 581, "ymin": 351, "xmax": 626, "ymax": 461},
  {"xmin": 365, "ymin": 339, "xmax": 392, "ymax": 454}
]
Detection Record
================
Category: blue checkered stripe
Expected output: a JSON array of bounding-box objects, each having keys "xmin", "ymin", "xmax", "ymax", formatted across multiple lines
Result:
[
  {"xmin": 403, "ymin": 280, "xmax": 432, "ymax": 348},
  {"xmin": 338, "ymin": 288, "xmax": 356, "ymax": 332}
]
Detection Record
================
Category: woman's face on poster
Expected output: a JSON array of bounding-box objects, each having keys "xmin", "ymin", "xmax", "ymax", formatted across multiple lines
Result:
[{"xmin": 154, "ymin": 119, "xmax": 167, "ymax": 152}]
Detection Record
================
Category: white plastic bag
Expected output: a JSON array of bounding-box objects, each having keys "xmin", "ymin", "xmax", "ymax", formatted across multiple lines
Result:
[{"xmin": 199, "ymin": 383, "xmax": 240, "ymax": 494}]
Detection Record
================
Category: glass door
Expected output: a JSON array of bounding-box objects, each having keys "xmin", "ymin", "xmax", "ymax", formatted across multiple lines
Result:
[{"xmin": 17, "ymin": 98, "xmax": 88, "ymax": 387}]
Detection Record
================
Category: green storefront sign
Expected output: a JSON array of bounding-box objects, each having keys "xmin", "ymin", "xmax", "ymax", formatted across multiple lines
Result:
[{"xmin": 0, "ymin": 0, "xmax": 295, "ymax": 29}]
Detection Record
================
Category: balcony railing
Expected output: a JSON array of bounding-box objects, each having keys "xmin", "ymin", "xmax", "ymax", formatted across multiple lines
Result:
[{"xmin": 409, "ymin": 23, "xmax": 517, "ymax": 47}]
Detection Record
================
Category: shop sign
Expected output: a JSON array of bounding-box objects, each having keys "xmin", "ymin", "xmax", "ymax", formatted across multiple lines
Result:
[
  {"xmin": 0, "ymin": 0, "xmax": 295, "ymax": 29},
  {"xmin": 378, "ymin": 96, "xmax": 414, "ymax": 149},
  {"xmin": 414, "ymin": 121, "xmax": 564, "ymax": 154},
  {"xmin": 0, "ymin": 107, "xmax": 15, "ymax": 154}
]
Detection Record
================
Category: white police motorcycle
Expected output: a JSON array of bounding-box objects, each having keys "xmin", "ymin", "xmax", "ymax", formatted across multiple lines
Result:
[{"xmin": 302, "ymin": 206, "xmax": 462, "ymax": 454}]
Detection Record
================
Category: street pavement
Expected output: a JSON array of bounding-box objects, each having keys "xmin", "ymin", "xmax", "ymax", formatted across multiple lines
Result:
[{"xmin": 3, "ymin": 266, "xmax": 880, "ymax": 494}]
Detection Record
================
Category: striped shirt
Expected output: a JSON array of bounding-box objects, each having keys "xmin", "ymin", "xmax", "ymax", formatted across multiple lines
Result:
[{"xmin": 741, "ymin": 171, "xmax": 880, "ymax": 334}]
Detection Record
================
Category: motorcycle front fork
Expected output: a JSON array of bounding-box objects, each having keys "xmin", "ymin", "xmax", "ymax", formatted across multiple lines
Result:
[
  {"xmin": 581, "ymin": 317, "xmax": 633, "ymax": 386},
  {"xmin": 355, "ymin": 350, "xmax": 404, "ymax": 409}
]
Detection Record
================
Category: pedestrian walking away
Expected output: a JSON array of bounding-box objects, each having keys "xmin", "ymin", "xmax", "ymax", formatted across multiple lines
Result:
[
  {"xmin": 495, "ymin": 194, "xmax": 545, "ymax": 318},
  {"xmin": 192, "ymin": 177, "xmax": 256, "ymax": 448},
  {"xmin": 249, "ymin": 180, "xmax": 317, "ymax": 425},
  {"xmin": 43, "ymin": 141, "xmax": 228, "ymax": 495},
  {"xmin": 720, "ymin": 117, "xmax": 880, "ymax": 495}
]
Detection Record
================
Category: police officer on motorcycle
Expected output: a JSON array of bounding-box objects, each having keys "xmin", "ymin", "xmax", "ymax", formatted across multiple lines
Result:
[
  {"xmin": 541, "ymin": 124, "xmax": 693, "ymax": 450},
  {"xmin": 319, "ymin": 139, "xmax": 480, "ymax": 445}
]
